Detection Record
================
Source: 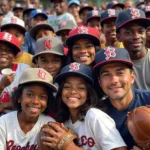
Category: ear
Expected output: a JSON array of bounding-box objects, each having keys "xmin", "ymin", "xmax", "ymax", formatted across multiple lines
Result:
[
  {"xmin": 130, "ymin": 71, "xmax": 135, "ymax": 84},
  {"xmin": 116, "ymin": 32, "xmax": 122, "ymax": 42}
]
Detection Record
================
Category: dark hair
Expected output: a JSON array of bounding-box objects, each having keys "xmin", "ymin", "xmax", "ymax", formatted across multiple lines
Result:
[
  {"xmin": 11, "ymin": 82, "xmax": 55, "ymax": 115},
  {"xmin": 55, "ymin": 78, "xmax": 106, "ymax": 123}
]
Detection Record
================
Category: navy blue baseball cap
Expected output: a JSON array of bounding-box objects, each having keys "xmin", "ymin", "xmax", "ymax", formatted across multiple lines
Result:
[
  {"xmin": 86, "ymin": 10, "xmax": 101, "ymax": 24},
  {"xmin": 116, "ymin": 8, "xmax": 150, "ymax": 32},
  {"xmin": 106, "ymin": 1, "xmax": 125, "ymax": 9},
  {"xmin": 55, "ymin": 62, "xmax": 94, "ymax": 85},
  {"xmin": 93, "ymin": 47, "xmax": 133, "ymax": 76},
  {"xmin": 23, "ymin": 4, "xmax": 35, "ymax": 16},
  {"xmin": 101, "ymin": 9, "xmax": 119, "ymax": 26},
  {"xmin": 30, "ymin": 9, "xmax": 48, "ymax": 20},
  {"xmin": 135, "ymin": 0, "xmax": 144, "ymax": 8},
  {"xmin": 141, "ymin": 6, "xmax": 150, "ymax": 17},
  {"xmin": 79, "ymin": 4, "xmax": 93, "ymax": 15}
]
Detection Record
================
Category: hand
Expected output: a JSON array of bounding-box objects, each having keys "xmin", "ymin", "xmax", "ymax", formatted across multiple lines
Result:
[{"xmin": 0, "ymin": 74, "xmax": 14, "ymax": 89}]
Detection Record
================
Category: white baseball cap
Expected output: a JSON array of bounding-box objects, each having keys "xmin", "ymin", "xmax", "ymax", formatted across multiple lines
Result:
[{"xmin": 1, "ymin": 16, "xmax": 26, "ymax": 34}]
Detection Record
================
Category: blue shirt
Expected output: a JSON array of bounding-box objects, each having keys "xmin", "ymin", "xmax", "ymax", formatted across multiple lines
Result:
[{"xmin": 104, "ymin": 89, "xmax": 150, "ymax": 150}]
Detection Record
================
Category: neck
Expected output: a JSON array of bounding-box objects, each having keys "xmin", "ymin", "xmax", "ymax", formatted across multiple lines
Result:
[
  {"xmin": 109, "ymin": 89, "xmax": 133, "ymax": 111},
  {"xmin": 129, "ymin": 47, "xmax": 147, "ymax": 60},
  {"xmin": 105, "ymin": 39, "xmax": 117, "ymax": 47},
  {"xmin": 70, "ymin": 109, "xmax": 78, "ymax": 123}
]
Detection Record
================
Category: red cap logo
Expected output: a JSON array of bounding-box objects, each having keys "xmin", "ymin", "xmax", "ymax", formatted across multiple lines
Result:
[
  {"xmin": 37, "ymin": 69, "xmax": 46, "ymax": 80},
  {"xmin": 104, "ymin": 47, "xmax": 116, "ymax": 60},
  {"xmin": 69, "ymin": 62, "xmax": 80, "ymax": 71},
  {"xmin": 11, "ymin": 17, "xmax": 17, "ymax": 23},
  {"xmin": 130, "ymin": 8, "xmax": 140, "ymax": 19},
  {"xmin": 108, "ymin": 9, "xmax": 116, "ymax": 17},
  {"xmin": 146, "ymin": 6, "xmax": 150, "ymax": 12},
  {"xmin": 92, "ymin": 10, "xmax": 99, "ymax": 16},
  {"xmin": 3, "ymin": 33, "xmax": 12, "ymax": 42},
  {"xmin": 78, "ymin": 26, "xmax": 88, "ymax": 34},
  {"xmin": 60, "ymin": 21, "xmax": 67, "ymax": 27},
  {"xmin": 44, "ymin": 40, "xmax": 52, "ymax": 50}
]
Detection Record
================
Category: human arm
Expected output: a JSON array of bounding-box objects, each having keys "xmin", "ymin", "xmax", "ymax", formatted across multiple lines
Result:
[
  {"xmin": 131, "ymin": 146, "xmax": 142, "ymax": 150},
  {"xmin": 38, "ymin": 122, "xmax": 83, "ymax": 150}
]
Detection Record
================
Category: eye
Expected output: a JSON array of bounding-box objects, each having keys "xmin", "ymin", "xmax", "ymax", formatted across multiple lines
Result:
[
  {"xmin": 63, "ymin": 84, "xmax": 71, "ymax": 89},
  {"xmin": 78, "ymin": 86, "xmax": 86, "ymax": 90},
  {"xmin": 26, "ymin": 93, "xmax": 34, "ymax": 98},
  {"xmin": 86, "ymin": 44, "xmax": 93, "ymax": 48},
  {"xmin": 40, "ymin": 95, "xmax": 48, "ymax": 100},
  {"xmin": 52, "ymin": 58, "xmax": 61, "ymax": 63},
  {"xmin": 73, "ymin": 46, "xmax": 80, "ymax": 50}
]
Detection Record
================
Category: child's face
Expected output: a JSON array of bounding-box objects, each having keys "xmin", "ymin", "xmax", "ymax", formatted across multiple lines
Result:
[
  {"xmin": 69, "ymin": 4, "xmax": 80, "ymax": 17},
  {"xmin": 0, "ymin": 43, "xmax": 15, "ymax": 70},
  {"xmin": 3, "ymin": 27, "xmax": 24, "ymax": 49},
  {"xmin": 31, "ymin": 15, "xmax": 47, "ymax": 27},
  {"xmin": 19, "ymin": 83, "xmax": 48, "ymax": 119},
  {"xmin": 35, "ymin": 28, "xmax": 55, "ymax": 40},
  {"xmin": 13, "ymin": 8, "xmax": 23, "ymax": 19},
  {"xmin": 37, "ymin": 53, "xmax": 62, "ymax": 78},
  {"xmin": 72, "ymin": 39, "xmax": 95, "ymax": 66},
  {"xmin": 62, "ymin": 76, "xmax": 87, "ymax": 113},
  {"xmin": 60, "ymin": 29, "xmax": 70, "ymax": 46}
]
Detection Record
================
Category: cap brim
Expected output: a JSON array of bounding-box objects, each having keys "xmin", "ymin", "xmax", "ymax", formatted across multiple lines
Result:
[
  {"xmin": 30, "ymin": 24, "xmax": 54, "ymax": 40},
  {"xmin": 79, "ymin": 6, "xmax": 93, "ymax": 15},
  {"xmin": 111, "ymin": 3, "xmax": 125, "ymax": 9},
  {"xmin": 86, "ymin": 16, "xmax": 100, "ymax": 24},
  {"xmin": 69, "ymin": 2, "xmax": 80, "ymax": 7},
  {"xmin": 101, "ymin": 16, "xmax": 117, "ymax": 25},
  {"xmin": 56, "ymin": 28, "xmax": 71, "ymax": 36},
  {"xmin": 117, "ymin": 18, "xmax": 150, "ymax": 32},
  {"xmin": 55, "ymin": 71, "xmax": 94, "ymax": 85},
  {"xmin": 23, "ymin": 8, "xmax": 35, "ymax": 16},
  {"xmin": 1, "ymin": 24, "xmax": 26, "ymax": 34},
  {"xmin": 19, "ymin": 81, "xmax": 57, "ymax": 92},
  {"xmin": 93, "ymin": 59, "xmax": 133, "ymax": 76},
  {"xmin": 0, "ymin": 40, "xmax": 20, "ymax": 55},
  {"xmin": 32, "ymin": 50, "xmax": 64, "ymax": 63},
  {"xmin": 66, "ymin": 34, "xmax": 100, "ymax": 47},
  {"xmin": 30, "ymin": 13, "xmax": 48, "ymax": 20},
  {"xmin": 13, "ymin": 7, "xmax": 24, "ymax": 11}
]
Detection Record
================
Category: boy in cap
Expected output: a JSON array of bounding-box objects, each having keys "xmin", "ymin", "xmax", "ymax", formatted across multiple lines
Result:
[
  {"xmin": 0, "ymin": 32, "xmax": 30, "ymax": 115},
  {"xmin": 48, "ymin": 0, "xmax": 76, "ymax": 32},
  {"xmin": 106, "ymin": 0, "xmax": 125, "ymax": 10},
  {"xmin": 1, "ymin": 16, "xmax": 33, "ymax": 66},
  {"xmin": 116, "ymin": 8, "xmax": 150, "ymax": 90},
  {"xmin": 22, "ymin": 9, "xmax": 48, "ymax": 55},
  {"xmin": 30, "ymin": 22, "xmax": 56, "ymax": 41},
  {"xmin": 13, "ymin": 3, "xmax": 24, "ymax": 20},
  {"xmin": 68, "ymin": 0, "xmax": 82, "ymax": 25},
  {"xmin": 100, "ymin": 9, "xmax": 123, "ymax": 49},
  {"xmin": 33, "ymin": 36, "xmax": 64, "ymax": 78},
  {"xmin": 56, "ymin": 20, "xmax": 77, "ymax": 47},
  {"xmin": 93, "ymin": 46, "xmax": 150, "ymax": 149}
]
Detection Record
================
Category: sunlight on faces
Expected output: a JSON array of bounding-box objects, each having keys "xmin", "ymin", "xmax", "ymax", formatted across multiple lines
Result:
[
  {"xmin": 62, "ymin": 76, "xmax": 87, "ymax": 112},
  {"xmin": 72, "ymin": 39, "xmax": 95, "ymax": 66},
  {"xmin": 98, "ymin": 63, "xmax": 135, "ymax": 101},
  {"xmin": 36, "ymin": 53, "xmax": 62, "ymax": 78}
]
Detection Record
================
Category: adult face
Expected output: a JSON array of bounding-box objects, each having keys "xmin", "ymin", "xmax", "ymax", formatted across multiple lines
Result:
[
  {"xmin": 98, "ymin": 63, "xmax": 135, "ymax": 101},
  {"xmin": 72, "ymin": 39, "xmax": 95, "ymax": 66},
  {"xmin": 54, "ymin": 1, "xmax": 67, "ymax": 15},
  {"xmin": 13, "ymin": 8, "xmax": 23, "ymax": 19},
  {"xmin": 117, "ymin": 23, "xmax": 146, "ymax": 54},
  {"xmin": 0, "ymin": 0, "xmax": 9, "ymax": 14}
]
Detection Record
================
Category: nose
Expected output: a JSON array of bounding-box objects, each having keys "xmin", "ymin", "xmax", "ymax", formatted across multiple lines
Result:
[
  {"xmin": 110, "ymin": 75, "xmax": 119, "ymax": 84},
  {"xmin": 80, "ymin": 47, "xmax": 87, "ymax": 54},
  {"xmin": 133, "ymin": 31, "xmax": 140, "ymax": 39},
  {"xmin": 32, "ymin": 96, "xmax": 40, "ymax": 105},
  {"xmin": 70, "ymin": 87, "xmax": 77, "ymax": 94}
]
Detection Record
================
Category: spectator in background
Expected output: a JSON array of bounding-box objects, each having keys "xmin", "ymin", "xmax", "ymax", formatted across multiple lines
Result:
[
  {"xmin": 0, "ymin": 9, "xmax": 4, "ymax": 27},
  {"xmin": 0, "ymin": 0, "xmax": 13, "ymax": 18},
  {"xmin": 106, "ymin": 0, "xmax": 125, "ymax": 10},
  {"xmin": 9, "ymin": 0, "xmax": 15, "ymax": 10},
  {"xmin": 124, "ymin": 0, "xmax": 135, "ymax": 8},
  {"xmin": 79, "ymin": 3, "xmax": 93, "ymax": 25},
  {"xmin": 134, "ymin": 0, "xmax": 144, "ymax": 8},
  {"xmin": 13, "ymin": 3, "xmax": 24, "ymax": 20},
  {"xmin": 22, "ymin": 9, "xmax": 48, "ymax": 55},
  {"xmin": 23, "ymin": 4, "xmax": 35, "ymax": 31},
  {"xmin": 145, "ymin": 0, "xmax": 150, "ymax": 6},
  {"xmin": 48, "ymin": 0, "xmax": 76, "ymax": 32},
  {"xmin": 68, "ymin": 0, "xmax": 82, "ymax": 26}
]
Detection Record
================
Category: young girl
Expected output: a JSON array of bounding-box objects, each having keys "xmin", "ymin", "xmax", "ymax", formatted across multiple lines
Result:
[
  {"xmin": 39, "ymin": 62, "xmax": 127, "ymax": 150},
  {"xmin": 0, "ymin": 68, "xmax": 57, "ymax": 149},
  {"xmin": 65, "ymin": 26, "xmax": 100, "ymax": 67}
]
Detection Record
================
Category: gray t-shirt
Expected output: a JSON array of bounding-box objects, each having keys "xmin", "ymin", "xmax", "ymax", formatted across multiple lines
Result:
[{"xmin": 132, "ymin": 48, "xmax": 150, "ymax": 90}]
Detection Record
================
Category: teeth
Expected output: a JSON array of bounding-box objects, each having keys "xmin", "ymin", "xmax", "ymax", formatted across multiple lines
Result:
[
  {"xmin": 0, "ymin": 58, "xmax": 7, "ymax": 62},
  {"xmin": 79, "ymin": 56, "xmax": 88, "ymax": 61},
  {"xmin": 69, "ymin": 97, "xmax": 78, "ymax": 101}
]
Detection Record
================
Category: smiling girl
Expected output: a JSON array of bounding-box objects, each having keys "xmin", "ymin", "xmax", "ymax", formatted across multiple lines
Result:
[
  {"xmin": 39, "ymin": 62, "xmax": 127, "ymax": 150},
  {"xmin": 0, "ymin": 68, "xmax": 57, "ymax": 149}
]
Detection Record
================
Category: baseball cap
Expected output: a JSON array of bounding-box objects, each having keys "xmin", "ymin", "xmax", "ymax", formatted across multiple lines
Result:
[
  {"xmin": 1, "ymin": 16, "xmax": 26, "ymax": 34},
  {"xmin": 79, "ymin": 3, "xmax": 93, "ymax": 15},
  {"xmin": 106, "ymin": 1, "xmax": 125, "ymax": 9},
  {"xmin": 93, "ymin": 46, "xmax": 133, "ymax": 76},
  {"xmin": 86, "ymin": 10, "xmax": 100, "ymax": 24},
  {"xmin": 135, "ymin": 0, "xmax": 144, "ymax": 8},
  {"xmin": 116, "ymin": 8, "xmax": 150, "ymax": 32},
  {"xmin": 56, "ymin": 20, "xmax": 77, "ymax": 36},
  {"xmin": 30, "ymin": 9, "xmax": 48, "ymax": 20},
  {"xmin": 141, "ymin": 6, "xmax": 150, "ymax": 17},
  {"xmin": 33, "ymin": 36, "xmax": 64, "ymax": 63},
  {"xmin": 66, "ymin": 26, "xmax": 100, "ymax": 48},
  {"xmin": 23, "ymin": 4, "xmax": 35, "ymax": 16},
  {"xmin": 30, "ymin": 22, "xmax": 55, "ymax": 40},
  {"xmin": 68, "ymin": 0, "xmax": 80, "ymax": 7},
  {"xmin": 55, "ymin": 62, "xmax": 94, "ymax": 85},
  {"xmin": 50, "ymin": 0, "xmax": 68, "ymax": 3},
  {"xmin": 0, "ymin": 32, "xmax": 20, "ymax": 55},
  {"xmin": 101, "ymin": 9, "xmax": 119, "ymax": 26},
  {"xmin": 13, "ymin": 3, "xmax": 24, "ymax": 11},
  {"xmin": 18, "ymin": 68, "xmax": 57, "ymax": 92}
]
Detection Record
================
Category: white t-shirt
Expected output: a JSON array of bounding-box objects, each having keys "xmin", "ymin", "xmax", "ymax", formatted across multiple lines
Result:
[
  {"xmin": 48, "ymin": 12, "xmax": 77, "ymax": 32},
  {"xmin": 0, "ymin": 111, "xmax": 55, "ymax": 150},
  {"xmin": 65, "ymin": 108, "xmax": 126, "ymax": 150}
]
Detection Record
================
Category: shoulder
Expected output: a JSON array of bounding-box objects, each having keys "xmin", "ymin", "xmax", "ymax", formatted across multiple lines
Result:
[
  {"xmin": 134, "ymin": 88, "xmax": 150, "ymax": 97},
  {"xmin": 0, "ymin": 111, "xmax": 17, "ymax": 123},
  {"xmin": 39, "ymin": 114, "xmax": 55, "ymax": 124}
]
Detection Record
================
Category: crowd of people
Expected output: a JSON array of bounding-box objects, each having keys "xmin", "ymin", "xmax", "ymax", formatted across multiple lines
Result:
[{"xmin": 0, "ymin": 0, "xmax": 150, "ymax": 149}]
